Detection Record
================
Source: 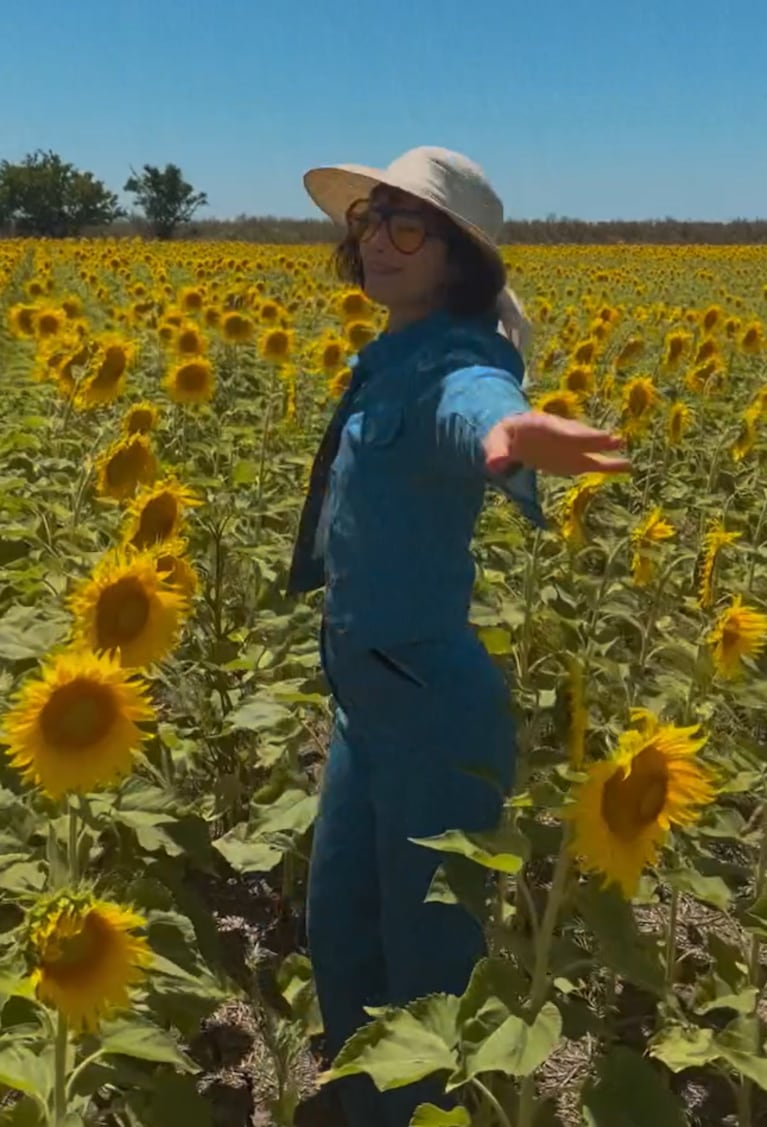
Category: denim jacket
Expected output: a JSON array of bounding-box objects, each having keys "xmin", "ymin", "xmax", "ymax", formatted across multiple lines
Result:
[{"xmin": 286, "ymin": 308, "xmax": 546, "ymax": 647}]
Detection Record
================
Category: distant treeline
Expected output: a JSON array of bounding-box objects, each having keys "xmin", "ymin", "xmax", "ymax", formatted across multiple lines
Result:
[{"xmin": 92, "ymin": 214, "xmax": 767, "ymax": 246}]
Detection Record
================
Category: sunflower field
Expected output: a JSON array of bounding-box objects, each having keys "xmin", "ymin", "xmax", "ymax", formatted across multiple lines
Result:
[{"xmin": 1, "ymin": 237, "xmax": 767, "ymax": 1127}]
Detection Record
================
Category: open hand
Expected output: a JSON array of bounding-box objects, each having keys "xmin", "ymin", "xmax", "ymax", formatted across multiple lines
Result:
[{"xmin": 484, "ymin": 412, "xmax": 630, "ymax": 477}]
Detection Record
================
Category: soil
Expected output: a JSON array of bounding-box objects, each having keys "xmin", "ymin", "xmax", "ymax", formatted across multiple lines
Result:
[{"xmin": 188, "ymin": 862, "xmax": 767, "ymax": 1127}]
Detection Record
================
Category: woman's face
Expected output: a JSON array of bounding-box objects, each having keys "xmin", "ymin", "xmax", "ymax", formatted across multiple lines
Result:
[{"xmin": 353, "ymin": 187, "xmax": 452, "ymax": 317}]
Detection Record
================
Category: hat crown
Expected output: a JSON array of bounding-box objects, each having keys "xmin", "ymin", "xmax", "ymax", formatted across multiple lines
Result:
[{"xmin": 383, "ymin": 146, "xmax": 504, "ymax": 239}]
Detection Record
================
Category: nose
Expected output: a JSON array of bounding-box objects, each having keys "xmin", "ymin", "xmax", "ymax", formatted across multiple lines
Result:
[{"xmin": 364, "ymin": 219, "xmax": 393, "ymax": 254}]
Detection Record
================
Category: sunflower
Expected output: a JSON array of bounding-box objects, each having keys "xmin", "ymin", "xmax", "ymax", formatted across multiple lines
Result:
[
  {"xmin": 1, "ymin": 648, "xmax": 154, "ymax": 798},
  {"xmin": 33, "ymin": 306, "xmax": 66, "ymax": 339},
  {"xmin": 740, "ymin": 321, "xmax": 764, "ymax": 355},
  {"xmin": 179, "ymin": 286, "xmax": 205, "ymax": 313},
  {"xmin": 95, "ymin": 434, "xmax": 158, "ymax": 501},
  {"xmin": 560, "ymin": 473, "xmax": 608, "ymax": 548},
  {"xmin": 25, "ymin": 890, "xmax": 152, "ymax": 1031},
  {"xmin": 337, "ymin": 289, "xmax": 373, "ymax": 323},
  {"xmin": 346, "ymin": 320, "xmax": 376, "ymax": 352},
  {"xmin": 8, "ymin": 303, "xmax": 37, "ymax": 338},
  {"xmin": 568, "ymin": 712, "xmax": 714, "ymax": 898},
  {"xmin": 614, "ymin": 336, "xmax": 644, "ymax": 370},
  {"xmin": 69, "ymin": 550, "xmax": 189, "ymax": 669},
  {"xmin": 698, "ymin": 521, "xmax": 741, "ymax": 609},
  {"xmin": 174, "ymin": 322, "xmax": 207, "ymax": 356},
  {"xmin": 165, "ymin": 358, "xmax": 216, "ymax": 405},
  {"xmin": 685, "ymin": 358, "xmax": 726, "ymax": 396},
  {"xmin": 663, "ymin": 330, "xmax": 692, "ymax": 369},
  {"xmin": 708, "ymin": 596, "xmax": 767, "ymax": 679},
  {"xmin": 731, "ymin": 408, "xmax": 759, "ymax": 462},
  {"xmin": 667, "ymin": 402, "xmax": 693, "ymax": 447},
  {"xmin": 124, "ymin": 401, "xmax": 160, "ymax": 435},
  {"xmin": 622, "ymin": 376, "xmax": 660, "ymax": 435},
  {"xmin": 534, "ymin": 389, "xmax": 582, "ymax": 419},
  {"xmin": 221, "ymin": 311, "xmax": 254, "ymax": 344},
  {"xmin": 122, "ymin": 478, "xmax": 201, "ymax": 550},
  {"xmin": 630, "ymin": 507, "xmax": 675, "ymax": 587},
  {"xmin": 572, "ymin": 338, "xmax": 599, "ymax": 365},
  {"xmin": 559, "ymin": 364, "xmax": 594, "ymax": 399},
  {"xmin": 327, "ymin": 367, "xmax": 352, "ymax": 398},
  {"xmin": 701, "ymin": 305, "xmax": 723, "ymax": 333},
  {"xmin": 152, "ymin": 538, "xmax": 199, "ymax": 598},
  {"xmin": 319, "ymin": 334, "xmax": 348, "ymax": 375},
  {"xmin": 77, "ymin": 338, "xmax": 135, "ymax": 408},
  {"xmin": 259, "ymin": 328, "xmax": 294, "ymax": 364}
]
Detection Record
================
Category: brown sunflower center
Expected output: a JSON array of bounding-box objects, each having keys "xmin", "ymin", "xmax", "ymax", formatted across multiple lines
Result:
[
  {"xmin": 601, "ymin": 745, "xmax": 669, "ymax": 841},
  {"xmin": 40, "ymin": 679, "xmax": 118, "ymax": 751},
  {"xmin": 176, "ymin": 362, "xmax": 208, "ymax": 392},
  {"xmin": 133, "ymin": 494, "xmax": 178, "ymax": 548},
  {"xmin": 96, "ymin": 577, "xmax": 151, "ymax": 649},
  {"xmin": 628, "ymin": 385, "xmax": 650, "ymax": 414},
  {"xmin": 105, "ymin": 442, "xmax": 149, "ymax": 488},
  {"xmin": 41, "ymin": 912, "xmax": 112, "ymax": 984}
]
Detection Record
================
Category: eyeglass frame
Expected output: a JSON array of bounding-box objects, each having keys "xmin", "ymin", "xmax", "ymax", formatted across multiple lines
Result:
[{"xmin": 344, "ymin": 197, "xmax": 448, "ymax": 256}]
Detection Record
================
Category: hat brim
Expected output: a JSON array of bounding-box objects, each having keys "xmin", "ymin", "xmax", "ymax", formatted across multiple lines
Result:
[{"xmin": 303, "ymin": 163, "xmax": 504, "ymax": 269}]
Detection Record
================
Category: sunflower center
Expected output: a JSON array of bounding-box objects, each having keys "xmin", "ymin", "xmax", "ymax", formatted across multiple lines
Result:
[
  {"xmin": 96, "ymin": 577, "xmax": 151, "ymax": 649},
  {"xmin": 177, "ymin": 362, "xmax": 208, "ymax": 392},
  {"xmin": 40, "ymin": 679, "xmax": 118, "ymax": 751},
  {"xmin": 133, "ymin": 494, "xmax": 178, "ymax": 547},
  {"xmin": 601, "ymin": 745, "xmax": 669, "ymax": 841}
]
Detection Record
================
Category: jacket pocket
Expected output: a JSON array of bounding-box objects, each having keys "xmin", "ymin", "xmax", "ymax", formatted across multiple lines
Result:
[
  {"xmin": 361, "ymin": 404, "xmax": 404, "ymax": 447},
  {"xmin": 369, "ymin": 646, "xmax": 427, "ymax": 687}
]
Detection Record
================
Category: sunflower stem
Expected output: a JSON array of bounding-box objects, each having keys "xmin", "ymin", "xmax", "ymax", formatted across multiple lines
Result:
[
  {"xmin": 471, "ymin": 1076, "xmax": 512, "ymax": 1127},
  {"xmin": 253, "ymin": 364, "xmax": 278, "ymax": 544},
  {"xmin": 517, "ymin": 831, "xmax": 571, "ymax": 1127},
  {"xmin": 736, "ymin": 798, "xmax": 767, "ymax": 1127},
  {"xmin": 746, "ymin": 496, "xmax": 767, "ymax": 593},
  {"xmin": 68, "ymin": 803, "xmax": 79, "ymax": 887},
  {"xmin": 664, "ymin": 885, "xmax": 679, "ymax": 992},
  {"xmin": 53, "ymin": 1010, "xmax": 69, "ymax": 1125}
]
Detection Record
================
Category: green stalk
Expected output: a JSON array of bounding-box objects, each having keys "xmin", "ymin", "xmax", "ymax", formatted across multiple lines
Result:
[
  {"xmin": 471, "ymin": 1076, "xmax": 513, "ymax": 1127},
  {"xmin": 516, "ymin": 833, "xmax": 572, "ymax": 1127},
  {"xmin": 253, "ymin": 365, "xmax": 278, "ymax": 544},
  {"xmin": 53, "ymin": 1011, "xmax": 69, "ymax": 1125},
  {"xmin": 746, "ymin": 495, "xmax": 767, "ymax": 593},
  {"xmin": 664, "ymin": 886, "xmax": 679, "ymax": 991},
  {"xmin": 739, "ymin": 799, "xmax": 767, "ymax": 1127},
  {"xmin": 68, "ymin": 803, "xmax": 79, "ymax": 887}
]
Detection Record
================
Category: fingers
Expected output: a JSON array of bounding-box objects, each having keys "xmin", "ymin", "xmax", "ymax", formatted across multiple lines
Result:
[{"xmin": 580, "ymin": 453, "xmax": 632, "ymax": 474}]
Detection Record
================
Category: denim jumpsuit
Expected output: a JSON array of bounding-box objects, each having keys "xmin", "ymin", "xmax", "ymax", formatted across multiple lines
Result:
[{"xmin": 286, "ymin": 309, "xmax": 545, "ymax": 1126}]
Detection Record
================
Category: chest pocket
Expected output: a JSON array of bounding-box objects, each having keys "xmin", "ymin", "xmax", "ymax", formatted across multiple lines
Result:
[{"xmin": 361, "ymin": 403, "xmax": 405, "ymax": 447}]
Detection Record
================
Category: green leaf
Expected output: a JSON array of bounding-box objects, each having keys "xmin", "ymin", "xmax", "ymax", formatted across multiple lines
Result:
[
  {"xmin": 1, "ymin": 1096, "xmax": 46, "ymax": 1126},
  {"xmin": 322, "ymin": 994, "xmax": 459, "ymax": 1092},
  {"xmin": 129, "ymin": 1070, "xmax": 213, "ymax": 1127},
  {"xmin": 410, "ymin": 1106, "xmax": 470, "ymax": 1126},
  {"xmin": 666, "ymin": 866, "xmax": 732, "ymax": 911},
  {"xmin": 738, "ymin": 893, "xmax": 767, "ymax": 939},
  {"xmin": 649, "ymin": 1024, "xmax": 718, "ymax": 1072},
  {"xmin": 425, "ymin": 855, "xmax": 491, "ymax": 924},
  {"xmin": 715, "ymin": 1017, "xmax": 767, "ymax": 1091},
  {"xmin": 0, "ymin": 861, "xmax": 46, "ymax": 893},
  {"xmin": 249, "ymin": 788, "xmax": 318, "ymax": 838},
  {"xmin": 459, "ymin": 1003, "xmax": 562, "ymax": 1084},
  {"xmin": 0, "ymin": 1043, "xmax": 52, "ymax": 1104},
  {"xmin": 212, "ymin": 825, "xmax": 282, "ymax": 873},
  {"xmin": 476, "ymin": 626, "xmax": 513, "ymax": 655},
  {"xmin": 227, "ymin": 694, "xmax": 292, "ymax": 732},
  {"xmin": 583, "ymin": 1046, "xmax": 687, "ymax": 1126},
  {"xmin": 99, "ymin": 1016, "xmax": 197, "ymax": 1072},
  {"xmin": 410, "ymin": 829, "xmax": 523, "ymax": 875},
  {"xmin": 577, "ymin": 881, "xmax": 664, "ymax": 996},
  {"xmin": 277, "ymin": 953, "xmax": 323, "ymax": 1037}
]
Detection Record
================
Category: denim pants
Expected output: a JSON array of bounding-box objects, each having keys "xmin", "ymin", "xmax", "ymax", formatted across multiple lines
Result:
[{"xmin": 307, "ymin": 622, "xmax": 516, "ymax": 1127}]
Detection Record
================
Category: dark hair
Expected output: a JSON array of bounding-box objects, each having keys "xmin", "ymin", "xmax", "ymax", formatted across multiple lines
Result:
[{"xmin": 331, "ymin": 199, "xmax": 506, "ymax": 319}]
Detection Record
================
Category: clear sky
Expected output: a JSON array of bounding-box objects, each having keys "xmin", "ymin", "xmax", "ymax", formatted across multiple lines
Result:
[{"xmin": 2, "ymin": 0, "xmax": 764, "ymax": 222}]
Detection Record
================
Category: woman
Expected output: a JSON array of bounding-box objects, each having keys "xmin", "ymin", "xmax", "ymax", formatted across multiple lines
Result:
[{"xmin": 288, "ymin": 146, "xmax": 629, "ymax": 1127}]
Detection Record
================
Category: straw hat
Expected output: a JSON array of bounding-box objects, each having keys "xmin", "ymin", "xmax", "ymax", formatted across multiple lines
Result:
[{"xmin": 303, "ymin": 145, "xmax": 533, "ymax": 355}]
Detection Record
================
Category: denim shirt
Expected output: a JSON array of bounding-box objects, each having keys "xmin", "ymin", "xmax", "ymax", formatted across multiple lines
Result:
[{"xmin": 286, "ymin": 309, "xmax": 546, "ymax": 647}]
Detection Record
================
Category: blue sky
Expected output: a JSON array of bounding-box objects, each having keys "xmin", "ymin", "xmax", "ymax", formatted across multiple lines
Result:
[{"xmin": 2, "ymin": 0, "xmax": 764, "ymax": 222}]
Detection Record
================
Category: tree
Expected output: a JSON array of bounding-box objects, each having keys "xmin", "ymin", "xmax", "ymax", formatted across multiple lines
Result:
[
  {"xmin": 0, "ymin": 150, "xmax": 123, "ymax": 236},
  {"xmin": 124, "ymin": 163, "xmax": 208, "ymax": 239}
]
